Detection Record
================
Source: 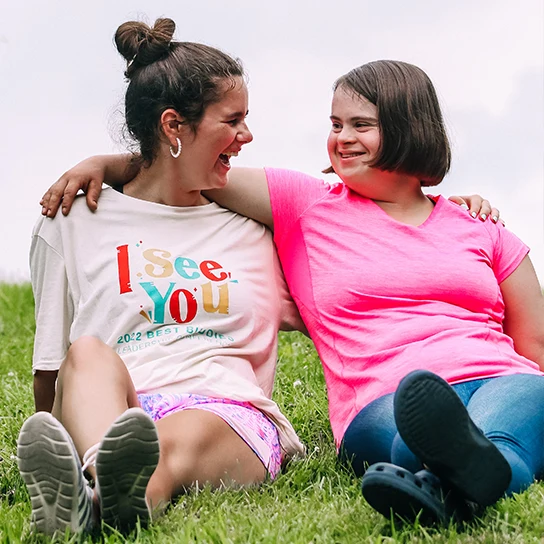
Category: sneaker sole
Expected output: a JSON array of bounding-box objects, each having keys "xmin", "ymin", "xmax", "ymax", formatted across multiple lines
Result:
[
  {"xmin": 17, "ymin": 412, "xmax": 92, "ymax": 536},
  {"xmin": 97, "ymin": 408, "xmax": 159, "ymax": 531},
  {"xmin": 394, "ymin": 370, "xmax": 511, "ymax": 506}
]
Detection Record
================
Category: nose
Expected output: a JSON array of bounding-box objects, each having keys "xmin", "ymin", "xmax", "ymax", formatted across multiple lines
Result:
[
  {"xmin": 337, "ymin": 125, "xmax": 355, "ymax": 144},
  {"xmin": 237, "ymin": 121, "xmax": 253, "ymax": 144}
]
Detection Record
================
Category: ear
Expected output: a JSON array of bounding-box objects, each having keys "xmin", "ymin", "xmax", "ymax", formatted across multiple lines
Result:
[{"xmin": 160, "ymin": 109, "xmax": 185, "ymax": 145}]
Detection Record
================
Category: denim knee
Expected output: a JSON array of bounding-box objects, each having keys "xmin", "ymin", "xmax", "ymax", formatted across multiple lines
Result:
[
  {"xmin": 391, "ymin": 433, "xmax": 423, "ymax": 473},
  {"xmin": 339, "ymin": 393, "xmax": 397, "ymax": 477}
]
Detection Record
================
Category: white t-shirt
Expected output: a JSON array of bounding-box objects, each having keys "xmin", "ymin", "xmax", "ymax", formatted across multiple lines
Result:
[{"xmin": 30, "ymin": 187, "xmax": 305, "ymax": 457}]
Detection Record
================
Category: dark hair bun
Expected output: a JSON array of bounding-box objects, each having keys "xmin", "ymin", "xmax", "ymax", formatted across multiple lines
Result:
[{"xmin": 115, "ymin": 18, "xmax": 176, "ymax": 76}]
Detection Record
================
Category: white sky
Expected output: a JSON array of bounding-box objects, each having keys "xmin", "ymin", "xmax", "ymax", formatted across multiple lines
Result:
[{"xmin": 1, "ymin": 0, "xmax": 543, "ymax": 283}]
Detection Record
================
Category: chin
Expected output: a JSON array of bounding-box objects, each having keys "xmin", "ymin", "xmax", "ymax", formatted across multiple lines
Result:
[{"xmin": 211, "ymin": 175, "xmax": 229, "ymax": 190}]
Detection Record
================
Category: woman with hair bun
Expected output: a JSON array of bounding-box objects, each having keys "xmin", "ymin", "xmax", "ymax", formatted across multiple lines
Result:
[{"xmin": 17, "ymin": 18, "xmax": 304, "ymax": 536}]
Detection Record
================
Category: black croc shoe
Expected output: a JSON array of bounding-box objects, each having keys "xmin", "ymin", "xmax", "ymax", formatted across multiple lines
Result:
[
  {"xmin": 394, "ymin": 370, "xmax": 511, "ymax": 507},
  {"xmin": 362, "ymin": 463, "xmax": 470, "ymax": 525}
]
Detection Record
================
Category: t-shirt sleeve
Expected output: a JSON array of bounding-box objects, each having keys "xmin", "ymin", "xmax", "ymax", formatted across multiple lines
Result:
[
  {"xmin": 264, "ymin": 168, "xmax": 331, "ymax": 247},
  {"xmin": 30, "ymin": 222, "xmax": 73, "ymax": 372},
  {"xmin": 487, "ymin": 221, "xmax": 530, "ymax": 284}
]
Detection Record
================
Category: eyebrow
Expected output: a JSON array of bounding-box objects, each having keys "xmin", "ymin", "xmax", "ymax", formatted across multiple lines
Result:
[
  {"xmin": 330, "ymin": 115, "xmax": 378, "ymax": 123},
  {"xmin": 228, "ymin": 109, "xmax": 249, "ymax": 117}
]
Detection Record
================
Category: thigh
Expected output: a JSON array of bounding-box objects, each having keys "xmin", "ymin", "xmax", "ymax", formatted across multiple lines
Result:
[
  {"xmin": 340, "ymin": 393, "xmax": 397, "ymax": 476},
  {"xmin": 52, "ymin": 336, "xmax": 140, "ymax": 458},
  {"xmin": 149, "ymin": 409, "xmax": 267, "ymax": 501},
  {"xmin": 467, "ymin": 374, "xmax": 544, "ymax": 478}
]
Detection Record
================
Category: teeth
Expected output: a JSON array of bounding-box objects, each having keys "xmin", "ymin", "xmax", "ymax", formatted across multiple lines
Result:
[
  {"xmin": 223, "ymin": 151, "xmax": 239, "ymax": 158},
  {"xmin": 341, "ymin": 153, "xmax": 363, "ymax": 158}
]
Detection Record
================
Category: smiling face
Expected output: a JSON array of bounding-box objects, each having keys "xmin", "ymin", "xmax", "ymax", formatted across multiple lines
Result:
[
  {"xmin": 177, "ymin": 76, "xmax": 252, "ymax": 191},
  {"xmin": 327, "ymin": 86, "xmax": 383, "ymax": 195}
]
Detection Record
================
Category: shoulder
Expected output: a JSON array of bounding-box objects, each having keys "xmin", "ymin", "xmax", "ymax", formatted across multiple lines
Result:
[
  {"xmin": 32, "ymin": 188, "xmax": 119, "ymax": 241},
  {"xmin": 264, "ymin": 168, "xmax": 334, "ymax": 190},
  {"xmin": 434, "ymin": 195, "xmax": 490, "ymax": 231},
  {"xmin": 264, "ymin": 168, "xmax": 341, "ymax": 206}
]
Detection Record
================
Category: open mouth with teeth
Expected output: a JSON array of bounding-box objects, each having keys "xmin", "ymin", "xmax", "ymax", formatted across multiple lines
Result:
[
  {"xmin": 219, "ymin": 151, "xmax": 239, "ymax": 167},
  {"xmin": 340, "ymin": 152, "xmax": 365, "ymax": 158}
]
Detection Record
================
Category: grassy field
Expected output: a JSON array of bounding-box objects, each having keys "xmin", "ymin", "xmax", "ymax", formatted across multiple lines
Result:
[{"xmin": 1, "ymin": 283, "xmax": 543, "ymax": 543}]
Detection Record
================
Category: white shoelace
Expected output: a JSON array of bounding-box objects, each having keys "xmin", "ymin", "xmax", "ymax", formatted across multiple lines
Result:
[{"xmin": 82, "ymin": 443, "xmax": 100, "ymax": 472}]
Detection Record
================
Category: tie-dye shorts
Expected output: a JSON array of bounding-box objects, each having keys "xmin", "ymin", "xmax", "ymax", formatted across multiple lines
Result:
[{"xmin": 137, "ymin": 392, "xmax": 282, "ymax": 479}]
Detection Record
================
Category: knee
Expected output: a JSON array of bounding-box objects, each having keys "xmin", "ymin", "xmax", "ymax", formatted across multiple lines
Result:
[
  {"xmin": 69, "ymin": 335, "xmax": 106, "ymax": 356},
  {"xmin": 159, "ymin": 426, "xmax": 208, "ymax": 475},
  {"xmin": 391, "ymin": 433, "xmax": 423, "ymax": 472},
  {"xmin": 62, "ymin": 336, "xmax": 110, "ymax": 374}
]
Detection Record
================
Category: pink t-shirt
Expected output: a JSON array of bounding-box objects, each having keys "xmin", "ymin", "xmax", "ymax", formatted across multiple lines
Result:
[{"xmin": 266, "ymin": 168, "xmax": 541, "ymax": 446}]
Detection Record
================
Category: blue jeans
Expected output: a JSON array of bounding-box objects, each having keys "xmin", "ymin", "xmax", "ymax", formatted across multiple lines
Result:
[{"xmin": 340, "ymin": 373, "xmax": 544, "ymax": 496}]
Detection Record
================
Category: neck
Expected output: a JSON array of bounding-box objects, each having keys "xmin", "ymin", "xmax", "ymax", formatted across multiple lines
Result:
[
  {"xmin": 123, "ymin": 157, "xmax": 208, "ymax": 207},
  {"xmin": 368, "ymin": 173, "xmax": 436, "ymax": 226}
]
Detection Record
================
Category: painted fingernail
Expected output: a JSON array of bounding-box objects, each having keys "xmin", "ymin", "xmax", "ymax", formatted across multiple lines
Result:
[
  {"xmin": 492, "ymin": 215, "xmax": 498, "ymax": 223},
  {"xmin": 471, "ymin": 212, "xmax": 477, "ymax": 218},
  {"xmin": 480, "ymin": 213, "xmax": 487, "ymax": 221},
  {"xmin": 460, "ymin": 204, "xmax": 469, "ymax": 210}
]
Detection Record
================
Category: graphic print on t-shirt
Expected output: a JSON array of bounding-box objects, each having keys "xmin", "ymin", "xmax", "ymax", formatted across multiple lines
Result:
[{"xmin": 114, "ymin": 240, "xmax": 238, "ymax": 353}]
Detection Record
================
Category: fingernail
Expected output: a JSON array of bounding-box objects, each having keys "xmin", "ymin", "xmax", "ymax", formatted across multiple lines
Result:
[
  {"xmin": 46, "ymin": 209, "xmax": 52, "ymax": 217},
  {"xmin": 62, "ymin": 207, "xmax": 67, "ymax": 214},
  {"xmin": 492, "ymin": 215, "xmax": 498, "ymax": 223},
  {"xmin": 480, "ymin": 213, "xmax": 487, "ymax": 221},
  {"xmin": 460, "ymin": 204, "xmax": 469, "ymax": 210},
  {"xmin": 471, "ymin": 212, "xmax": 477, "ymax": 218}
]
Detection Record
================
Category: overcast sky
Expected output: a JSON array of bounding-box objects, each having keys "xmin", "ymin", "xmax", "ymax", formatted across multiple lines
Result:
[{"xmin": 1, "ymin": 0, "xmax": 543, "ymax": 283}]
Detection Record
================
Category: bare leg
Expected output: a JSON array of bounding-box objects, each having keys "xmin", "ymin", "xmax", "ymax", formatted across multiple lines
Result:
[
  {"xmin": 146, "ymin": 410, "xmax": 267, "ymax": 511},
  {"xmin": 51, "ymin": 336, "xmax": 140, "ymax": 478}
]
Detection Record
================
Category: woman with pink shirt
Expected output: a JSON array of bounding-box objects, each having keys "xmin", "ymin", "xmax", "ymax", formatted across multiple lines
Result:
[{"xmin": 41, "ymin": 59, "xmax": 544, "ymax": 527}]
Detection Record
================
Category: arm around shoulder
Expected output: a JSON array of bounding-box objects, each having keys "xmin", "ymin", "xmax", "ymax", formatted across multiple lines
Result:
[
  {"xmin": 41, "ymin": 153, "xmax": 137, "ymax": 217},
  {"xmin": 501, "ymin": 255, "xmax": 544, "ymax": 370},
  {"xmin": 204, "ymin": 167, "xmax": 273, "ymax": 229}
]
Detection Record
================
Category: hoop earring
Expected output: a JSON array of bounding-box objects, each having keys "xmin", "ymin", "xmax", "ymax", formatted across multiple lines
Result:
[{"xmin": 170, "ymin": 137, "xmax": 182, "ymax": 158}]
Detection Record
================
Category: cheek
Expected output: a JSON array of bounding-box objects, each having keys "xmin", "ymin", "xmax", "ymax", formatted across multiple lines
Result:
[
  {"xmin": 326, "ymin": 132, "xmax": 337, "ymax": 160},
  {"xmin": 366, "ymin": 132, "xmax": 381, "ymax": 155}
]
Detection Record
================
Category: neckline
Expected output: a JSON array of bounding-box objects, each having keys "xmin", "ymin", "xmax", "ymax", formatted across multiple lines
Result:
[
  {"xmin": 104, "ymin": 186, "xmax": 218, "ymax": 212},
  {"xmin": 365, "ymin": 194, "xmax": 442, "ymax": 229}
]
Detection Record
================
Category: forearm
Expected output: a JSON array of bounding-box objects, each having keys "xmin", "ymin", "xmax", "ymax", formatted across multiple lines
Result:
[
  {"xmin": 99, "ymin": 154, "xmax": 139, "ymax": 186},
  {"xmin": 516, "ymin": 339, "xmax": 544, "ymax": 373},
  {"xmin": 33, "ymin": 370, "xmax": 59, "ymax": 412},
  {"xmin": 204, "ymin": 167, "xmax": 273, "ymax": 228}
]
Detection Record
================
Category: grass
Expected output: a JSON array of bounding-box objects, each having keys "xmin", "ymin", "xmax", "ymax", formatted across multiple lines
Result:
[{"xmin": 1, "ymin": 283, "xmax": 543, "ymax": 543}]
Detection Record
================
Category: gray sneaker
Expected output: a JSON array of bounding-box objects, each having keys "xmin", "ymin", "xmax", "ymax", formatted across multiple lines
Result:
[
  {"xmin": 96, "ymin": 408, "xmax": 160, "ymax": 532},
  {"xmin": 17, "ymin": 412, "xmax": 94, "ymax": 536}
]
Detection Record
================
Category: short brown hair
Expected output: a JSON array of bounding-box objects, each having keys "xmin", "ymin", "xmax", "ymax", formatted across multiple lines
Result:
[
  {"xmin": 324, "ymin": 60, "xmax": 451, "ymax": 187},
  {"xmin": 115, "ymin": 18, "xmax": 245, "ymax": 166}
]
